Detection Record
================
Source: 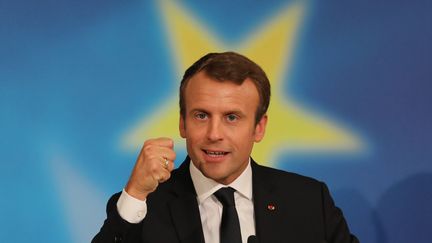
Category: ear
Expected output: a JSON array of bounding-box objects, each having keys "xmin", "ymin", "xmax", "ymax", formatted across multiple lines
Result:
[
  {"xmin": 254, "ymin": 114, "xmax": 268, "ymax": 142},
  {"xmin": 179, "ymin": 115, "xmax": 186, "ymax": 138}
]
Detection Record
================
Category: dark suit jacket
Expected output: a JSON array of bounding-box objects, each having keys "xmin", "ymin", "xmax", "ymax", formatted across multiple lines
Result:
[{"xmin": 93, "ymin": 157, "xmax": 359, "ymax": 243}]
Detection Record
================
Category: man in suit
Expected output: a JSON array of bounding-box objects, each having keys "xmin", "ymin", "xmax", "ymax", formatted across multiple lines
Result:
[{"xmin": 93, "ymin": 52, "xmax": 359, "ymax": 243}]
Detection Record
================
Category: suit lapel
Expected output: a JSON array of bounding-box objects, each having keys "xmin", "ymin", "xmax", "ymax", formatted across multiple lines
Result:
[
  {"xmin": 252, "ymin": 160, "xmax": 290, "ymax": 242},
  {"xmin": 168, "ymin": 158, "xmax": 205, "ymax": 243}
]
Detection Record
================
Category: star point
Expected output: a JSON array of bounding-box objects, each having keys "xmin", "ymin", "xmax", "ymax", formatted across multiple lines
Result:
[{"xmin": 122, "ymin": 1, "xmax": 366, "ymax": 166}]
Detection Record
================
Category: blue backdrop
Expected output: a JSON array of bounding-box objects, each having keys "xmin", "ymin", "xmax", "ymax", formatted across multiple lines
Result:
[{"xmin": 1, "ymin": 0, "xmax": 431, "ymax": 242}]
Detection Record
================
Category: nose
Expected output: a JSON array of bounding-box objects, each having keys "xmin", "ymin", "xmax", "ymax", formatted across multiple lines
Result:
[{"xmin": 206, "ymin": 118, "xmax": 223, "ymax": 142}]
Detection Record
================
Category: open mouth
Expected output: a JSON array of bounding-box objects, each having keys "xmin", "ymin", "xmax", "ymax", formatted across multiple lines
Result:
[{"xmin": 202, "ymin": 150, "xmax": 229, "ymax": 157}]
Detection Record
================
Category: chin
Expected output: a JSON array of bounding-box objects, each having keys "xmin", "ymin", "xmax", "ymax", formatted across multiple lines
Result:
[{"xmin": 200, "ymin": 166, "xmax": 228, "ymax": 182}]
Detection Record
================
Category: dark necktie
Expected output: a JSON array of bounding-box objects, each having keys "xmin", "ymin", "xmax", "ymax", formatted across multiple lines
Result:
[{"xmin": 214, "ymin": 187, "xmax": 242, "ymax": 243}]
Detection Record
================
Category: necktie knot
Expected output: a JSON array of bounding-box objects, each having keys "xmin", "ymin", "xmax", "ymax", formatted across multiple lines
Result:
[{"xmin": 214, "ymin": 187, "xmax": 236, "ymax": 207}]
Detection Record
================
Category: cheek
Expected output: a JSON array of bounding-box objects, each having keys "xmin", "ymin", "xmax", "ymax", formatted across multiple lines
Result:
[
  {"xmin": 184, "ymin": 127, "xmax": 206, "ymax": 144},
  {"xmin": 229, "ymin": 127, "xmax": 256, "ymax": 146}
]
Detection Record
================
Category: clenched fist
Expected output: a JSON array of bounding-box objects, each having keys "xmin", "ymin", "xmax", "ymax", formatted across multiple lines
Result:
[{"xmin": 125, "ymin": 137, "xmax": 176, "ymax": 200}]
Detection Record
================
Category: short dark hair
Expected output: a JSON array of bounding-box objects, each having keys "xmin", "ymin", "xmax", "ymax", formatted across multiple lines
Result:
[{"xmin": 179, "ymin": 52, "xmax": 271, "ymax": 124}]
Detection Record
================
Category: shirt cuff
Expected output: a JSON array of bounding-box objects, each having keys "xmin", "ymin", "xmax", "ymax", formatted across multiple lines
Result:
[{"xmin": 116, "ymin": 189, "xmax": 147, "ymax": 224}]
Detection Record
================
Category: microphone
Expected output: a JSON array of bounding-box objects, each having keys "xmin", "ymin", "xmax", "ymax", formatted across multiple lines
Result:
[{"xmin": 247, "ymin": 235, "xmax": 258, "ymax": 243}]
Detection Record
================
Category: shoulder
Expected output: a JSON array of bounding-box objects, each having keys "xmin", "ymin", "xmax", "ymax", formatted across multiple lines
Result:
[
  {"xmin": 252, "ymin": 161, "xmax": 325, "ymax": 194},
  {"xmin": 253, "ymin": 161, "xmax": 320, "ymax": 183}
]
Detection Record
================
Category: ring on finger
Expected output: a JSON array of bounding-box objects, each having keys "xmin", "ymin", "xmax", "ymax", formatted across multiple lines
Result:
[{"xmin": 162, "ymin": 157, "xmax": 169, "ymax": 169}]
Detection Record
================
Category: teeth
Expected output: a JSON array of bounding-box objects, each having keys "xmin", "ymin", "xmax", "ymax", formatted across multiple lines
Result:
[{"xmin": 205, "ymin": 151, "xmax": 226, "ymax": 156}]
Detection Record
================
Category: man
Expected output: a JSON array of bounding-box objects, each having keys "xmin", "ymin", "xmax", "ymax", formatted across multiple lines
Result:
[{"xmin": 93, "ymin": 52, "xmax": 359, "ymax": 243}]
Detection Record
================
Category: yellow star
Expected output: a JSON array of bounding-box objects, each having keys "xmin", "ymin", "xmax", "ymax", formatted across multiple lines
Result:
[{"xmin": 121, "ymin": 1, "xmax": 366, "ymax": 166}]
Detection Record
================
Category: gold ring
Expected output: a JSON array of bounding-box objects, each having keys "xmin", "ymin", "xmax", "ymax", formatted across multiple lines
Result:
[{"xmin": 162, "ymin": 157, "xmax": 169, "ymax": 168}]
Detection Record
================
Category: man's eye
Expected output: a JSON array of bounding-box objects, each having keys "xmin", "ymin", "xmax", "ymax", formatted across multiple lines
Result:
[
  {"xmin": 195, "ymin": 113, "xmax": 207, "ymax": 120},
  {"xmin": 226, "ymin": 114, "xmax": 238, "ymax": 122}
]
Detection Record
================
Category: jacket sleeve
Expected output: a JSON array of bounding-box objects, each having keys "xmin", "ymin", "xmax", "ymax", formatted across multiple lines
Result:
[
  {"xmin": 92, "ymin": 192, "xmax": 143, "ymax": 243},
  {"xmin": 321, "ymin": 183, "xmax": 360, "ymax": 243}
]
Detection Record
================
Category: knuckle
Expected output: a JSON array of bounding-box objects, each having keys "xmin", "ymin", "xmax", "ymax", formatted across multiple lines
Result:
[
  {"xmin": 144, "ymin": 143, "xmax": 155, "ymax": 151},
  {"xmin": 163, "ymin": 149, "xmax": 175, "ymax": 160},
  {"xmin": 147, "ymin": 153, "xmax": 156, "ymax": 161},
  {"xmin": 149, "ymin": 163, "xmax": 160, "ymax": 173},
  {"xmin": 149, "ymin": 166, "xmax": 158, "ymax": 174},
  {"xmin": 160, "ymin": 137, "xmax": 173, "ymax": 147},
  {"xmin": 143, "ymin": 139, "xmax": 154, "ymax": 146}
]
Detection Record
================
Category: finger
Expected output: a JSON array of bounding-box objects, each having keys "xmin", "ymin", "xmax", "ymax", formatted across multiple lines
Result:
[
  {"xmin": 148, "ymin": 157, "xmax": 171, "ymax": 178},
  {"xmin": 159, "ymin": 157, "xmax": 175, "ymax": 172},
  {"xmin": 140, "ymin": 145, "xmax": 175, "ymax": 168},
  {"xmin": 166, "ymin": 159, "xmax": 175, "ymax": 172},
  {"xmin": 159, "ymin": 156, "xmax": 169, "ymax": 170},
  {"xmin": 146, "ymin": 146, "xmax": 175, "ymax": 165},
  {"xmin": 153, "ymin": 152, "xmax": 172, "ymax": 170},
  {"xmin": 152, "ymin": 169, "xmax": 171, "ymax": 183},
  {"xmin": 142, "ymin": 141, "xmax": 175, "ymax": 160},
  {"xmin": 145, "ymin": 137, "xmax": 174, "ymax": 149},
  {"xmin": 157, "ymin": 147, "xmax": 176, "ymax": 162}
]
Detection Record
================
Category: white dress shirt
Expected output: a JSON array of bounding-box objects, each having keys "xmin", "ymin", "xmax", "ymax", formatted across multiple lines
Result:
[{"xmin": 117, "ymin": 159, "xmax": 256, "ymax": 243}]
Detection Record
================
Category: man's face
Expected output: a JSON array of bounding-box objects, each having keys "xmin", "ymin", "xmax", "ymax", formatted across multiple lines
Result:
[{"xmin": 180, "ymin": 71, "xmax": 267, "ymax": 185}]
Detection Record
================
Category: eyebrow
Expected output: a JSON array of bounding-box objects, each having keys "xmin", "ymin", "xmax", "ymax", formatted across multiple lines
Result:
[
  {"xmin": 189, "ymin": 108, "xmax": 246, "ymax": 117},
  {"xmin": 189, "ymin": 108, "xmax": 209, "ymax": 114}
]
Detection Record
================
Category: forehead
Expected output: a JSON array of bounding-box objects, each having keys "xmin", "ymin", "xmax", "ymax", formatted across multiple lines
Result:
[{"xmin": 184, "ymin": 72, "xmax": 259, "ymax": 112}]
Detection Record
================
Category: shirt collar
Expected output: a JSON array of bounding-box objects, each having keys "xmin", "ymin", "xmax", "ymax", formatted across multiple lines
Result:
[{"xmin": 189, "ymin": 158, "xmax": 253, "ymax": 204}]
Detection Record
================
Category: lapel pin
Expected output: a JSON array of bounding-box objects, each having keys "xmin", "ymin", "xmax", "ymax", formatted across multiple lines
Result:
[{"xmin": 267, "ymin": 204, "xmax": 276, "ymax": 211}]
